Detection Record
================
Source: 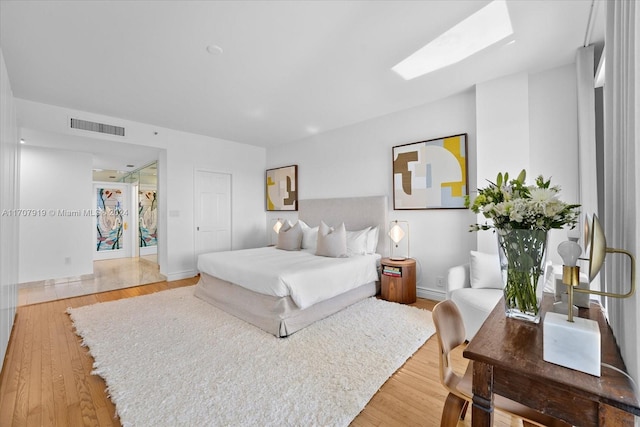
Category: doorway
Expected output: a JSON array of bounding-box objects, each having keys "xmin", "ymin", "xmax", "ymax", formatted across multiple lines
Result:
[
  {"xmin": 93, "ymin": 162, "xmax": 159, "ymax": 268},
  {"xmin": 194, "ymin": 170, "xmax": 232, "ymax": 262}
]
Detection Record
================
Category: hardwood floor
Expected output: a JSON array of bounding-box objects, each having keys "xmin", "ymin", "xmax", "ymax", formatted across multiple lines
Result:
[{"xmin": 0, "ymin": 278, "xmax": 517, "ymax": 427}]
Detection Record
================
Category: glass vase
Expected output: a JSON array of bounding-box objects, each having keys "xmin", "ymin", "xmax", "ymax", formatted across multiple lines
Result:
[{"xmin": 497, "ymin": 228, "xmax": 548, "ymax": 323}]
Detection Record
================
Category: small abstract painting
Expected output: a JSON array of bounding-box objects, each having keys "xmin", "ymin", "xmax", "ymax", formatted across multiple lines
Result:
[
  {"xmin": 266, "ymin": 165, "xmax": 298, "ymax": 211},
  {"xmin": 392, "ymin": 134, "xmax": 468, "ymax": 209}
]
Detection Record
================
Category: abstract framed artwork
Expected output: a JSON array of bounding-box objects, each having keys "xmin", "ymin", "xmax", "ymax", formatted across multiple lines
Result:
[
  {"xmin": 392, "ymin": 133, "xmax": 468, "ymax": 210},
  {"xmin": 266, "ymin": 165, "xmax": 298, "ymax": 211}
]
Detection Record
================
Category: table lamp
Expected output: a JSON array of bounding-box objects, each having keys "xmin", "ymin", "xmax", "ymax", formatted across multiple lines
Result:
[
  {"xmin": 388, "ymin": 220, "xmax": 409, "ymax": 260},
  {"xmin": 270, "ymin": 218, "xmax": 283, "ymax": 245},
  {"xmin": 544, "ymin": 214, "xmax": 636, "ymax": 376}
]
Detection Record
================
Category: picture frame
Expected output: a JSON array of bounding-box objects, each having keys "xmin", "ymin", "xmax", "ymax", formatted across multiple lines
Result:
[
  {"xmin": 392, "ymin": 133, "xmax": 468, "ymax": 210},
  {"xmin": 266, "ymin": 165, "xmax": 298, "ymax": 211}
]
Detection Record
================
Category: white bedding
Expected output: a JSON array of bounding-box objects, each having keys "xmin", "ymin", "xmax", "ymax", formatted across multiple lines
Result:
[{"xmin": 197, "ymin": 247, "xmax": 379, "ymax": 310}]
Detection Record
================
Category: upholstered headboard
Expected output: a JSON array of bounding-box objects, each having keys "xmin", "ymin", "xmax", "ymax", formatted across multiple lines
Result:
[{"xmin": 298, "ymin": 196, "xmax": 388, "ymax": 256}]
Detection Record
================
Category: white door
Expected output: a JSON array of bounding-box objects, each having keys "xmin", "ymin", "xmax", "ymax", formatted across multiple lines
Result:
[
  {"xmin": 94, "ymin": 182, "xmax": 133, "ymax": 260},
  {"xmin": 195, "ymin": 171, "xmax": 231, "ymax": 261}
]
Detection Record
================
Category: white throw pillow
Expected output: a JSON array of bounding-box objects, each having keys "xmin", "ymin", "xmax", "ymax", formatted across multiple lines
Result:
[
  {"xmin": 298, "ymin": 220, "xmax": 319, "ymax": 251},
  {"xmin": 276, "ymin": 220, "xmax": 302, "ymax": 251},
  {"xmin": 316, "ymin": 221, "xmax": 347, "ymax": 258},
  {"xmin": 366, "ymin": 226, "xmax": 379, "ymax": 254},
  {"xmin": 469, "ymin": 251, "xmax": 503, "ymax": 289},
  {"xmin": 346, "ymin": 227, "xmax": 370, "ymax": 256}
]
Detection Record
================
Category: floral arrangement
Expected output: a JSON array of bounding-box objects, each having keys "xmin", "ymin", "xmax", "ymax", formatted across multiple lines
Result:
[
  {"xmin": 465, "ymin": 170, "xmax": 580, "ymax": 321},
  {"xmin": 465, "ymin": 169, "xmax": 580, "ymax": 232}
]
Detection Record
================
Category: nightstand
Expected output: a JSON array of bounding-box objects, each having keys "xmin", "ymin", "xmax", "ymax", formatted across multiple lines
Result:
[{"xmin": 380, "ymin": 258, "xmax": 416, "ymax": 304}]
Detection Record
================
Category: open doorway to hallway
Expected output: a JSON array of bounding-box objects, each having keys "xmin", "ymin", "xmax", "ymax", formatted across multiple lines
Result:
[{"xmin": 93, "ymin": 161, "xmax": 159, "ymax": 268}]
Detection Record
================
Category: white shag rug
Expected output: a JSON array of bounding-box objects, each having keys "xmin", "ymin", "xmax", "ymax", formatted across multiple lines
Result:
[{"xmin": 68, "ymin": 286, "xmax": 434, "ymax": 427}]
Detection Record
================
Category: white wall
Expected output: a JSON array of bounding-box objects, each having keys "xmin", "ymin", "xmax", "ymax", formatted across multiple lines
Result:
[
  {"xmin": 475, "ymin": 73, "xmax": 531, "ymax": 254},
  {"xmin": 267, "ymin": 90, "xmax": 478, "ymax": 300},
  {"xmin": 528, "ymin": 64, "xmax": 579, "ymax": 265},
  {"xmin": 16, "ymin": 99, "xmax": 267, "ymax": 281},
  {"xmin": 0, "ymin": 49, "xmax": 19, "ymax": 371},
  {"xmin": 19, "ymin": 146, "xmax": 94, "ymax": 282}
]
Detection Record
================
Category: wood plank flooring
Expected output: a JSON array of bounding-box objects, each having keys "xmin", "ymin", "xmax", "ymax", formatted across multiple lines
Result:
[{"xmin": 0, "ymin": 278, "xmax": 518, "ymax": 426}]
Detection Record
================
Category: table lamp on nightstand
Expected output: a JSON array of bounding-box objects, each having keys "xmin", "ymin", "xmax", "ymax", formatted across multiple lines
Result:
[
  {"xmin": 544, "ymin": 214, "xmax": 636, "ymax": 376},
  {"xmin": 388, "ymin": 220, "xmax": 409, "ymax": 261}
]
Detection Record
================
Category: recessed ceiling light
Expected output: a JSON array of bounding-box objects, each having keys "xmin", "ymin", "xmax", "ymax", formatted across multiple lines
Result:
[
  {"xmin": 19, "ymin": 138, "xmax": 25, "ymax": 144},
  {"xmin": 126, "ymin": 164, "xmax": 135, "ymax": 168},
  {"xmin": 206, "ymin": 45, "xmax": 224, "ymax": 55},
  {"xmin": 392, "ymin": 0, "xmax": 513, "ymax": 80}
]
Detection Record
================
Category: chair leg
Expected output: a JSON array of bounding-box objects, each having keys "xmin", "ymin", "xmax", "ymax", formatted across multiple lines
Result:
[
  {"xmin": 460, "ymin": 400, "xmax": 469, "ymax": 420},
  {"xmin": 440, "ymin": 393, "xmax": 468, "ymax": 427}
]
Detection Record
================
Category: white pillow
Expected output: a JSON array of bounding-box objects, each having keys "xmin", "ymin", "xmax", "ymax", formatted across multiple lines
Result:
[
  {"xmin": 366, "ymin": 226, "xmax": 379, "ymax": 254},
  {"xmin": 316, "ymin": 221, "xmax": 347, "ymax": 258},
  {"xmin": 276, "ymin": 220, "xmax": 302, "ymax": 251},
  {"xmin": 346, "ymin": 227, "xmax": 370, "ymax": 256},
  {"xmin": 298, "ymin": 220, "xmax": 319, "ymax": 251},
  {"xmin": 469, "ymin": 251, "xmax": 503, "ymax": 289}
]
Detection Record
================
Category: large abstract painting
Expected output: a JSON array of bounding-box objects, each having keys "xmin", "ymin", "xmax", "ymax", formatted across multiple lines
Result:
[
  {"xmin": 392, "ymin": 134, "xmax": 468, "ymax": 209},
  {"xmin": 266, "ymin": 165, "xmax": 298, "ymax": 211},
  {"xmin": 96, "ymin": 187, "xmax": 124, "ymax": 251},
  {"xmin": 138, "ymin": 189, "xmax": 157, "ymax": 247}
]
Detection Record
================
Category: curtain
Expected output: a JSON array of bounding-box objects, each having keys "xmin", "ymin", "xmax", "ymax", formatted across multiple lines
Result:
[{"xmin": 603, "ymin": 0, "xmax": 639, "ymax": 383}]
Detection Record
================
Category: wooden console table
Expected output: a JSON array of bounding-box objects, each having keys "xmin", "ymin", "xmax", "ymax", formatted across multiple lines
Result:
[{"xmin": 463, "ymin": 295, "xmax": 640, "ymax": 426}]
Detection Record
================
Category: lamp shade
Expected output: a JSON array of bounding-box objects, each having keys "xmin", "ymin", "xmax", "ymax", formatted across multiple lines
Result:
[
  {"xmin": 388, "ymin": 223, "xmax": 405, "ymax": 243},
  {"xmin": 586, "ymin": 214, "xmax": 606, "ymax": 281},
  {"xmin": 388, "ymin": 220, "xmax": 409, "ymax": 260}
]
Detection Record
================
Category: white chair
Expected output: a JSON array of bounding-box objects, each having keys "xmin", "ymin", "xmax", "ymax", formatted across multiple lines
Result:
[
  {"xmin": 446, "ymin": 251, "xmax": 503, "ymax": 341},
  {"xmin": 447, "ymin": 251, "xmax": 557, "ymax": 341}
]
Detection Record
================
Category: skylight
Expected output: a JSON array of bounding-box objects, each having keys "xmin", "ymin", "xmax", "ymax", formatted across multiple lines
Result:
[{"xmin": 392, "ymin": 0, "xmax": 513, "ymax": 80}]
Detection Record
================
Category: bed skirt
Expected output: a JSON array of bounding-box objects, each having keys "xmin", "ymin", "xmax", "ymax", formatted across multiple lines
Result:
[{"xmin": 193, "ymin": 273, "xmax": 380, "ymax": 337}]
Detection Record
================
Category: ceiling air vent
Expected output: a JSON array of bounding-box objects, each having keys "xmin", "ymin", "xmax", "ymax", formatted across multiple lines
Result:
[{"xmin": 70, "ymin": 118, "xmax": 125, "ymax": 137}]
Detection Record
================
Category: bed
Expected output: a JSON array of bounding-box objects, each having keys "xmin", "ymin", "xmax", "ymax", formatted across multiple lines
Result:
[{"xmin": 194, "ymin": 195, "xmax": 388, "ymax": 337}]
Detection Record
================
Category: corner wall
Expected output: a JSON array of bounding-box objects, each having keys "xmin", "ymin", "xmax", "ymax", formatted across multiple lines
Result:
[
  {"xmin": 0, "ymin": 48, "xmax": 19, "ymax": 370},
  {"xmin": 18, "ymin": 145, "xmax": 94, "ymax": 282},
  {"xmin": 475, "ymin": 65, "xmax": 579, "ymax": 265}
]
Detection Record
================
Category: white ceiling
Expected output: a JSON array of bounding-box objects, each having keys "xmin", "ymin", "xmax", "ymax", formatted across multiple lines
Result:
[{"xmin": 1, "ymin": 0, "xmax": 603, "ymax": 151}]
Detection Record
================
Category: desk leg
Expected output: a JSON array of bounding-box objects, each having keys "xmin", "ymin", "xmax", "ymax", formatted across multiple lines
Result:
[{"xmin": 471, "ymin": 361, "xmax": 494, "ymax": 427}]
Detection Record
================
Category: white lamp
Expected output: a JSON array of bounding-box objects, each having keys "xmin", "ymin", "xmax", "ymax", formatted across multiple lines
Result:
[
  {"xmin": 544, "ymin": 238, "xmax": 601, "ymax": 376},
  {"xmin": 269, "ymin": 218, "xmax": 283, "ymax": 245},
  {"xmin": 388, "ymin": 220, "xmax": 409, "ymax": 260},
  {"xmin": 544, "ymin": 214, "xmax": 637, "ymax": 377}
]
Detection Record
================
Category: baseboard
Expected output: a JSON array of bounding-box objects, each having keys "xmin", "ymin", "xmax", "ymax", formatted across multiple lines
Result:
[
  {"xmin": 166, "ymin": 270, "xmax": 198, "ymax": 282},
  {"xmin": 417, "ymin": 286, "xmax": 446, "ymax": 301}
]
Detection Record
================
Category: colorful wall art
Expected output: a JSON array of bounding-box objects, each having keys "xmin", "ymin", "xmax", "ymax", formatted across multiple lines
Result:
[
  {"xmin": 392, "ymin": 134, "xmax": 468, "ymax": 209},
  {"xmin": 96, "ymin": 187, "xmax": 124, "ymax": 251},
  {"xmin": 139, "ymin": 189, "xmax": 157, "ymax": 247},
  {"xmin": 266, "ymin": 165, "xmax": 298, "ymax": 211}
]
